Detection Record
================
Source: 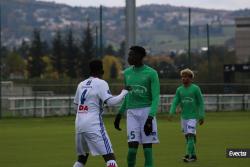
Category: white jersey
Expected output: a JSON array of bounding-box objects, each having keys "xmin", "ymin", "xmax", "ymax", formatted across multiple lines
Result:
[{"xmin": 74, "ymin": 77, "xmax": 113, "ymax": 133}]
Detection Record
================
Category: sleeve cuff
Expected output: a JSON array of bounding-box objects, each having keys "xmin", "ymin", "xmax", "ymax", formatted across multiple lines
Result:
[{"xmin": 104, "ymin": 96, "xmax": 113, "ymax": 104}]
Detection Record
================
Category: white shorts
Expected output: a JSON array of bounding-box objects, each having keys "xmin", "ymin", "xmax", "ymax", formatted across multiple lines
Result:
[
  {"xmin": 75, "ymin": 126, "xmax": 113, "ymax": 156},
  {"xmin": 127, "ymin": 107, "xmax": 159, "ymax": 144},
  {"xmin": 181, "ymin": 119, "xmax": 197, "ymax": 135}
]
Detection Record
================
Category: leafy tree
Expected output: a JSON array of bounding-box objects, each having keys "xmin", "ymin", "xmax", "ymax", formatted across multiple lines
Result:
[
  {"xmin": 196, "ymin": 46, "xmax": 236, "ymax": 82},
  {"xmin": 174, "ymin": 53, "xmax": 188, "ymax": 70},
  {"xmin": 118, "ymin": 41, "xmax": 125, "ymax": 59},
  {"xmin": 18, "ymin": 40, "xmax": 30, "ymax": 59},
  {"xmin": 5, "ymin": 52, "xmax": 25, "ymax": 79},
  {"xmin": 79, "ymin": 20, "xmax": 95, "ymax": 78},
  {"xmin": 42, "ymin": 55, "xmax": 58, "ymax": 79},
  {"xmin": 51, "ymin": 30, "xmax": 64, "ymax": 76},
  {"xmin": 64, "ymin": 28, "xmax": 78, "ymax": 78},
  {"xmin": 110, "ymin": 62, "xmax": 117, "ymax": 79},
  {"xmin": 102, "ymin": 55, "xmax": 122, "ymax": 80},
  {"xmin": 27, "ymin": 29, "xmax": 45, "ymax": 78},
  {"xmin": 144, "ymin": 55, "xmax": 177, "ymax": 79},
  {"xmin": 0, "ymin": 46, "xmax": 10, "ymax": 79},
  {"xmin": 104, "ymin": 44, "xmax": 116, "ymax": 56}
]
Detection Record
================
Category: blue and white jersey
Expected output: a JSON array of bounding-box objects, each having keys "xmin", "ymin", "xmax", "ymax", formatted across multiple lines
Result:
[{"xmin": 74, "ymin": 77, "xmax": 113, "ymax": 133}]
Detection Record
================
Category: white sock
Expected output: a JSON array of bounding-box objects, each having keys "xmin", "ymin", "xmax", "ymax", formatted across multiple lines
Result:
[
  {"xmin": 73, "ymin": 161, "xmax": 84, "ymax": 167},
  {"xmin": 106, "ymin": 160, "xmax": 118, "ymax": 167}
]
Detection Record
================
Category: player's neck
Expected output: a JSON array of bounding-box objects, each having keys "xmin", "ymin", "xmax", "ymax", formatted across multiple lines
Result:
[
  {"xmin": 183, "ymin": 83, "xmax": 191, "ymax": 87},
  {"xmin": 134, "ymin": 63, "xmax": 144, "ymax": 68},
  {"xmin": 90, "ymin": 74, "xmax": 102, "ymax": 79}
]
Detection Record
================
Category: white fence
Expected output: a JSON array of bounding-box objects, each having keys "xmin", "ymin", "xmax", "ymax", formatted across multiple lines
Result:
[
  {"xmin": 5, "ymin": 94, "xmax": 250, "ymax": 117},
  {"xmin": 7, "ymin": 96, "xmax": 75, "ymax": 117},
  {"xmin": 161, "ymin": 94, "xmax": 250, "ymax": 112}
]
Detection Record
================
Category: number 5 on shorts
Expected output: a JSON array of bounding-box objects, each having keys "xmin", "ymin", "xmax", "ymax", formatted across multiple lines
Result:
[{"xmin": 130, "ymin": 131, "xmax": 135, "ymax": 140}]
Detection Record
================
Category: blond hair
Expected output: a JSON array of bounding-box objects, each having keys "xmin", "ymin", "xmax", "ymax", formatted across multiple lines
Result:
[{"xmin": 180, "ymin": 68, "xmax": 194, "ymax": 79}]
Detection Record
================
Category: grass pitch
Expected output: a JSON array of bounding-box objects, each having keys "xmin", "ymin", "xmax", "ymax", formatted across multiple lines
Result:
[{"xmin": 0, "ymin": 112, "xmax": 250, "ymax": 167}]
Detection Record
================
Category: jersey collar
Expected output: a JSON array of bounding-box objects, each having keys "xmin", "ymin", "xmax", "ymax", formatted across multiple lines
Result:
[{"xmin": 133, "ymin": 64, "xmax": 146, "ymax": 71}]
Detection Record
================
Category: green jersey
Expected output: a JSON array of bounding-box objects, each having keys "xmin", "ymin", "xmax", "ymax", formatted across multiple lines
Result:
[
  {"xmin": 119, "ymin": 65, "xmax": 160, "ymax": 117},
  {"xmin": 170, "ymin": 84, "xmax": 205, "ymax": 120}
]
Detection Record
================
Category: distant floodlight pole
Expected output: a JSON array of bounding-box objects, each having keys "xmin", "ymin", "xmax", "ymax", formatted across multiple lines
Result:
[
  {"xmin": 95, "ymin": 25, "xmax": 98, "ymax": 58},
  {"xmin": 188, "ymin": 8, "xmax": 191, "ymax": 68},
  {"xmin": 99, "ymin": 5, "xmax": 103, "ymax": 57},
  {"xmin": 207, "ymin": 24, "xmax": 211, "ymax": 73},
  {"xmin": 125, "ymin": 0, "xmax": 136, "ymax": 67},
  {"xmin": 0, "ymin": 4, "xmax": 2, "ymax": 119}
]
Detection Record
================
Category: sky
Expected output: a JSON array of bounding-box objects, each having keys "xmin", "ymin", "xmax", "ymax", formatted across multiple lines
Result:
[{"xmin": 39, "ymin": 0, "xmax": 250, "ymax": 10}]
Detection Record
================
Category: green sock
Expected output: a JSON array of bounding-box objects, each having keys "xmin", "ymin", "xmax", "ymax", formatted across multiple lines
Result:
[
  {"xmin": 191, "ymin": 136, "xmax": 196, "ymax": 156},
  {"xmin": 185, "ymin": 136, "xmax": 188, "ymax": 155},
  {"xmin": 191, "ymin": 143, "xmax": 196, "ymax": 156},
  {"xmin": 186, "ymin": 136, "xmax": 195, "ymax": 157},
  {"xmin": 143, "ymin": 148, "xmax": 153, "ymax": 167},
  {"xmin": 127, "ymin": 148, "xmax": 137, "ymax": 167}
]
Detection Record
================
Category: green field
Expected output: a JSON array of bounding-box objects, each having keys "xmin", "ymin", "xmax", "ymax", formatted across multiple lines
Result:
[{"xmin": 0, "ymin": 112, "xmax": 250, "ymax": 167}]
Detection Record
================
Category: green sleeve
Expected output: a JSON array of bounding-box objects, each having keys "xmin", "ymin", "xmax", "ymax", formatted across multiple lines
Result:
[
  {"xmin": 149, "ymin": 71, "xmax": 160, "ymax": 117},
  {"xmin": 170, "ymin": 89, "xmax": 180, "ymax": 115},
  {"xmin": 196, "ymin": 87, "xmax": 205, "ymax": 119}
]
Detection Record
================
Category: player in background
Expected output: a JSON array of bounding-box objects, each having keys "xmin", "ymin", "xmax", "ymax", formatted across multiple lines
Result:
[
  {"xmin": 114, "ymin": 46, "xmax": 160, "ymax": 167},
  {"xmin": 169, "ymin": 68, "xmax": 205, "ymax": 162},
  {"xmin": 73, "ymin": 60, "xmax": 130, "ymax": 167}
]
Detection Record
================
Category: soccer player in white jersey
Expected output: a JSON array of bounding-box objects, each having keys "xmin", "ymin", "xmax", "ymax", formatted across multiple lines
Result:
[{"xmin": 73, "ymin": 60, "xmax": 130, "ymax": 167}]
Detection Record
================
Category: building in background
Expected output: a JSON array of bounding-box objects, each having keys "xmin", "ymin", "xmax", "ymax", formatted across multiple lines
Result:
[{"xmin": 235, "ymin": 17, "xmax": 250, "ymax": 63}]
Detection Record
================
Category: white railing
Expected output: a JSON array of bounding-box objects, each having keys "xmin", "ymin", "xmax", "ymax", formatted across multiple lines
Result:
[
  {"xmin": 7, "ymin": 96, "xmax": 75, "ymax": 117},
  {"xmin": 160, "ymin": 94, "xmax": 250, "ymax": 112},
  {"xmin": 5, "ymin": 94, "xmax": 250, "ymax": 117}
]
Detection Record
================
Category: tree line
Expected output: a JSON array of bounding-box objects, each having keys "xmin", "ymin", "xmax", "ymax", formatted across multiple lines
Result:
[
  {"xmin": 1, "ymin": 21, "xmax": 125, "ymax": 80},
  {"xmin": 1, "ymin": 22, "xmax": 241, "ymax": 83}
]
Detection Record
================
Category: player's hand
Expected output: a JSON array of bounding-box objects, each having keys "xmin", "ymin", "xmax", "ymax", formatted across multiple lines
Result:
[
  {"xmin": 199, "ymin": 119, "xmax": 204, "ymax": 125},
  {"xmin": 144, "ymin": 116, "xmax": 153, "ymax": 136},
  {"xmin": 114, "ymin": 114, "xmax": 122, "ymax": 131},
  {"xmin": 125, "ymin": 85, "xmax": 132, "ymax": 91}
]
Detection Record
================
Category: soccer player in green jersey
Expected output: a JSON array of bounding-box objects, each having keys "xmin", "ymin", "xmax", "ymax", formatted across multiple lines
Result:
[
  {"xmin": 169, "ymin": 68, "xmax": 205, "ymax": 162},
  {"xmin": 114, "ymin": 46, "xmax": 160, "ymax": 167}
]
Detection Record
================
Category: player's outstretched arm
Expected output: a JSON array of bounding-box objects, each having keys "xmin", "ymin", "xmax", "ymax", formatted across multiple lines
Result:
[
  {"xmin": 106, "ymin": 85, "xmax": 131, "ymax": 106},
  {"xmin": 105, "ymin": 89, "xmax": 128, "ymax": 106}
]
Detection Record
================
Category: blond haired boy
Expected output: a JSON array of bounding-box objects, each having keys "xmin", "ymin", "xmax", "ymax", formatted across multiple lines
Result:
[{"xmin": 169, "ymin": 68, "xmax": 205, "ymax": 162}]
